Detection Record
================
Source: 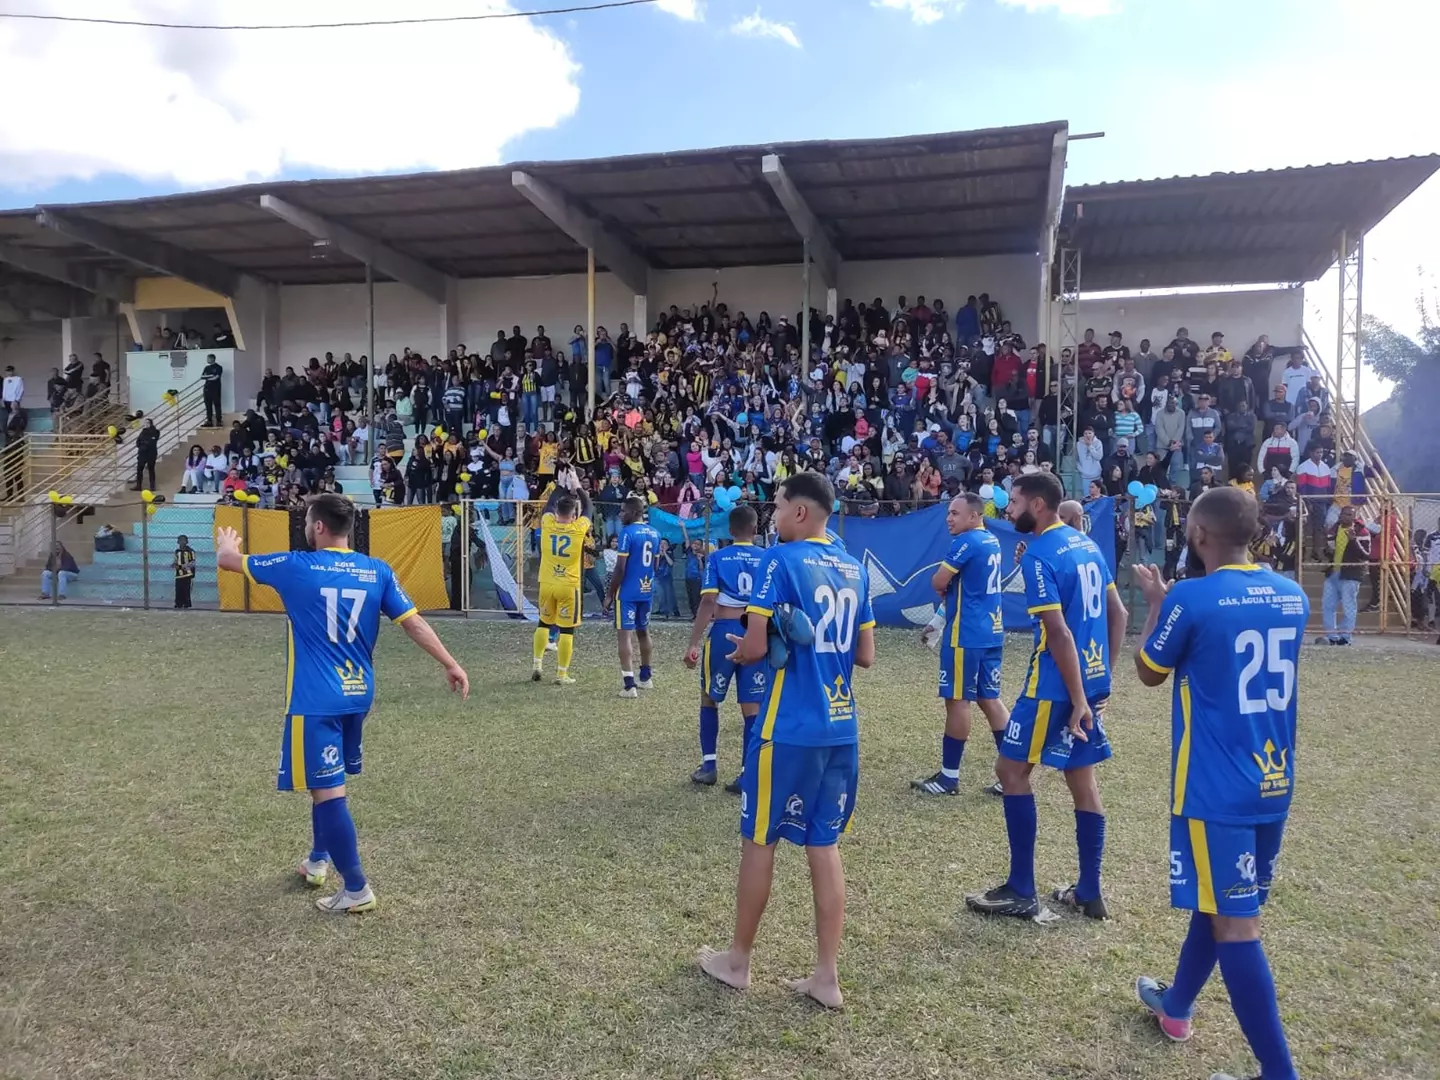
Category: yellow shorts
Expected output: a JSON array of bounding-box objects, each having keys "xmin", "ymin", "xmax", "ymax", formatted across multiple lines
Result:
[{"xmin": 538, "ymin": 581, "xmax": 582, "ymax": 629}]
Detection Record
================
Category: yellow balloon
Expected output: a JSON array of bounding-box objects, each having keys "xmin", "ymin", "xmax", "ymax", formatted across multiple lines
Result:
[
  {"xmin": 434, "ymin": 427, "xmax": 446, "ymax": 440},
  {"xmin": 141, "ymin": 489, "xmax": 155, "ymax": 503},
  {"xmin": 59, "ymin": 495, "xmax": 74, "ymax": 505},
  {"xmin": 146, "ymin": 504, "xmax": 158, "ymax": 516},
  {"xmin": 106, "ymin": 425, "xmax": 118, "ymax": 437},
  {"xmin": 47, "ymin": 489, "xmax": 60, "ymax": 502},
  {"xmin": 454, "ymin": 482, "xmax": 464, "ymax": 494},
  {"xmin": 451, "ymin": 503, "xmax": 462, "ymax": 514},
  {"xmin": 459, "ymin": 472, "xmax": 472, "ymax": 482}
]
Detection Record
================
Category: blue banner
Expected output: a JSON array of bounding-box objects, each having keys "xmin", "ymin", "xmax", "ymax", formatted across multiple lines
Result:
[{"xmin": 839, "ymin": 498, "xmax": 1117, "ymax": 629}]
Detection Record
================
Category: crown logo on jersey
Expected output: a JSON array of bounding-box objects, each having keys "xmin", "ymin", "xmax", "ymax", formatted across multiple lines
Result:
[
  {"xmin": 824, "ymin": 675, "xmax": 852, "ymax": 707},
  {"xmin": 1252, "ymin": 740, "xmax": 1290, "ymax": 796},
  {"xmin": 1082, "ymin": 639, "xmax": 1105, "ymax": 669},
  {"xmin": 335, "ymin": 660, "xmax": 368, "ymax": 696},
  {"xmin": 990, "ymin": 608, "xmax": 1004, "ymax": 631}
]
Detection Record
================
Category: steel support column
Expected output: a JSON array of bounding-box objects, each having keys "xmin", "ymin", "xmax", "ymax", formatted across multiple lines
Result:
[
  {"xmin": 1056, "ymin": 247, "xmax": 1082, "ymax": 491},
  {"xmin": 1335, "ymin": 229, "xmax": 1363, "ymax": 450}
]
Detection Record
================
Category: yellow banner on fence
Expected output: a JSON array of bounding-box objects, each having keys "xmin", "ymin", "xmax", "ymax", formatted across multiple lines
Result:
[
  {"xmin": 215, "ymin": 506, "xmax": 291, "ymax": 612},
  {"xmin": 369, "ymin": 505, "xmax": 448, "ymax": 612}
]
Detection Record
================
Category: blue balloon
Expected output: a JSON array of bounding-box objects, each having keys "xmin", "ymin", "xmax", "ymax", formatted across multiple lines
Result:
[
  {"xmin": 727, "ymin": 485, "xmax": 743, "ymax": 502},
  {"xmin": 1127, "ymin": 480, "xmax": 1144, "ymax": 497},
  {"xmin": 1144, "ymin": 484, "xmax": 1159, "ymax": 502},
  {"xmin": 713, "ymin": 489, "xmax": 736, "ymax": 511},
  {"xmin": 992, "ymin": 488, "xmax": 1009, "ymax": 510}
]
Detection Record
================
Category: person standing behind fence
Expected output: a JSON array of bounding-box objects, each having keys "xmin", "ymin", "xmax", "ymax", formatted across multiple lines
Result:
[
  {"xmin": 132, "ymin": 418, "xmax": 159, "ymax": 492},
  {"xmin": 174, "ymin": 534, "xmax": 196, "ymax": 609},
  {"xmin": 1318, "ymin": 505, "xmax": 1369, "ymax": 646}
]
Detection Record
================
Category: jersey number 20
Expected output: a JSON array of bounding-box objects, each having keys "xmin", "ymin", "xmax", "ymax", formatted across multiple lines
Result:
[
  {"xmin": 322, "ymin": 586, "xmax": 366, "ymax": 644},
  {"xmin": 813, "ymin": 585, "xmax": 858, "ymax": 654}
]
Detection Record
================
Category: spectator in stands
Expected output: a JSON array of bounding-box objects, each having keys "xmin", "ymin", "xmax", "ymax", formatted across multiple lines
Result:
[
  {"xmin": 1295, "ymin": 444, "xmax": 1335, "ymax": 558},
  {"xmin": 2, "ymin": 365, "xmax": 23, "ymax": 412},
  {"xmin": 1076, "ymin": 425, "xmax": 1104, "ymax": 487},
  {"xmin": 180, "ymin": 444, "xmax": 207, "ymax": 493},
  {"xmin": 1243, "ymin": 334, "xmax": 1275, "ymax": 388},
  {"xmin": 4, "ymin": 400, "xmax": 27, "ymax": 450},
  {"xmin": 1296, "ymin": 373, "xmax": 1331, "ymax": 418},
  {"xmin": 1259, "ymin": 382, "xmax": 1292, "ymax": 434},
  {"xmin": 131, "ymin": 418, "xmax": 160, "ymax": 492},
  {"xmin": 1222, "ymin": 397, "xmax": 1258, "ymax": 476},
  {"xmin": 1076, "ymin": 328, "xmax": 1102, "ymax": 375},
  {"xmin": 1319, "ymin": 505, "xmax": 1369, "ymax": 645},
  {"xmin": 1291, "ymin": 400, "xmax": 1325, "ymax": 462},
  {"xmin": 1111, "ymin": 398, "xmax": 1142, "ymax": 454},
  {"xmin": 173, "ymin": 535, "xmax": 196, "ymax": 609},
  {"xmin": 1259, "ymin": 421, "xmax": 1301, "ymax": 478},
  {"xmin": 1281, "ymin": 350, "xmax": 1320, "ymax": 404},
  {"xmin": 39, "ymin": 541, "xmax": 79, "ymax": 601},
  {"xmin": 1168, "ymin": 327, "xmax": 1201, "ymax": 367},
  {"xmin": 1192, "ymin": 428, "xmax": 1227, "ymax": 478}
]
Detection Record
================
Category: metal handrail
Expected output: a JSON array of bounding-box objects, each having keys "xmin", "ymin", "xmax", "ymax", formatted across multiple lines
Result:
[
  {"xmin": 1299, "ymin": 326, "xmax": 1399, "ymax": 496},
  {"xmin": 55, "ymin": 384, "xmax": 130, "ymax": 436}
]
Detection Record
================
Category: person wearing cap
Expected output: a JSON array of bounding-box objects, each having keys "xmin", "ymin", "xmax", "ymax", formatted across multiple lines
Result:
[{"xmin": 1102, "ymin": 330, "xmax": 1130, "ymax": 368}]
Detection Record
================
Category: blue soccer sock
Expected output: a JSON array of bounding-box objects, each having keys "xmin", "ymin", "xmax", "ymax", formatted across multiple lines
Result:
[
  {"xmin": 741, "ymin": 713, "xmax": 755, "ymax": 759},
  {"xmin": 1162, "ymin": 911, "xmax": 1217, "ymax": 1019},
  {"xmin": 1074, "ymin": 809, "xmax": 1106, "ymax": 901},
  {"xmin": 308, "ymin": 802, "xmax": 328, "ymax": 864},
  {"xmin": 992, "ymin": 728, "xmax": 1005, "ymax": 752},
  {"xmin": 1217, "ymin": 939, "xmax": 1298, "ymax": 1080},
  {"xmin": 941, "ymin": 735, "xmax": 966, "ymax": 782},
  {"xmin": 639, "ymin": 664, "xmax": 652, "ymax": 683},
  {"xmin": 699, "ymin": 705, "xmax": 719, "ymax": 764},
  {"xmin": 314, "ymin": 796, "xmax": 367, "ymax": 894},
  {"xmin": 1002, "ymin": 793, "xmax": 1038, "ymax": 898},
  {"xmin": 622, "ymin": 670, "xmax": 636, "ymax": 690}
]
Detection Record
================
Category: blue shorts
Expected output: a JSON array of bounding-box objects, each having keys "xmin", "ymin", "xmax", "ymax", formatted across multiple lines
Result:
[
  {"xmin": 278, "ymin": 712, "xmax": 366, "ymax": 792},
  {"xmin": 938, "ymin": 644, "xmax": 1003, "ymax": 701},
  {"xmin": 740, "ymin": 740, "xmax": 858, "ymax": 848},
  {"xmin": 1171, "ymin": 816, "xmax": 1285, "ymax": 918},
  {"xmin": 615, "ymin": 598, "xmax": 651, "ymax": 632},
  {"xmin": 1000, "ymin": 695, "xmax": 1113, "ymax": 770},
  {"xmin": 703, "ymin": 619, "xmax": 768, "ymax": 704}
]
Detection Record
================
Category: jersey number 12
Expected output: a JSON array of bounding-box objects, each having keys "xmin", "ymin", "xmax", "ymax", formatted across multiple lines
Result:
[{"xmin": 322, "ymin": 586, "xmax": 366, "ymax": 644}]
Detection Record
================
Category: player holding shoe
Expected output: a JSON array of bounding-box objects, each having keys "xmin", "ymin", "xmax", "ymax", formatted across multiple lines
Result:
[
  {"xmin": 911, "ymin": 492, "xmax": 1009, "ymax": 796},
  {"xmin": 608, "ymin": 496, "xmax": 660, "ymax": 697},
  {"xmin": 215, "ymin": 494, "xmax": 469, "ymax": 914},
  {"xmin": 533, "ymin": 484, "xmax": 592, "ymax": 685},
  {"xmin": 684, "ymin": 504, "xmax": 767, "ymax": 790},
  {"xmin": 698, "ymin": 473, "xmax": 874, "ymax": 1008},
  {"xmin": 1132, "ymin": 487, "xmax": 1307, "ymax": 1080},
  {"xmin": 965, "ymin": 472, "xmax": 1126, "ymax": 922}
]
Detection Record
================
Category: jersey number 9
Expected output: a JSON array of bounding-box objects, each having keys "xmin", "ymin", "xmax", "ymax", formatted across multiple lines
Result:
[{"xmin": 813, "ymin": 584, "xmax": 859, "ymax": 654}]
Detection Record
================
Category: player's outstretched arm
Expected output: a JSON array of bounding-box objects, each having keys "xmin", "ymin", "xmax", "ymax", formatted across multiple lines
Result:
[
  {"xmin": 399, "ymin": 614, "xmax": 471, "ymax": 700},
  {"xmin": 214, "ymin": 526, "xmax": 245, "ymax": 575}
]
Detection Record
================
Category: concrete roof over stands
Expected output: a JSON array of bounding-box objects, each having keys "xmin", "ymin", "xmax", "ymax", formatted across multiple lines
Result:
[
  {"xmin": 1060, "ymin": 156, "xmax": 1440, "ymax": 292},
  {"xmin": 0, "ymin": 121, "xmax": 1067, "ymax": 291}
]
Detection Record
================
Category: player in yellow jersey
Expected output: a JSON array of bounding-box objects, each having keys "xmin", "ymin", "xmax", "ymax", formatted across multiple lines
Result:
[{"xmin": 533, "ymin": 483, "xmax": 593, "ymax": 685}]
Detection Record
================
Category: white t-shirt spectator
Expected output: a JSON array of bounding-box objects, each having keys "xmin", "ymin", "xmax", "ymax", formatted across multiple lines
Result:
[
  {"xmin": 1, "ymin": 371, "xmax": 23, "ymax": 405},
  {"xmin": 1281, "ymin": 361, "xmax": 1319, "ymax": 405}
]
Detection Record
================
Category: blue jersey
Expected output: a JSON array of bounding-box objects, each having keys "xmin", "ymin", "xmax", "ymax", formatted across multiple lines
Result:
[
  {"xmin": 941, "ymin": 527, "xmax": 1004, "ymax": 649},
  {"xmin": 1020, "ymin": 522, "xmax": 1115, "ymax": 701},
  {"xmin": 824, "ymin": 526, "xmax": 846, "ymax": 551},
  {"xmin": 748, "ymin": 538, "xmax": 874, "ymax": 747},
  {"xmin": 701, "ymin": 542, "xmax": 765, "ymax": 606},
  {"xmin": 244, "ymin": 548, "xmax": 417, "ymax": 716},
  {"xmin": 616, "ymin": 522, "xmax": 660, "ymax": 601},
  {"xmin": 1141, "ymin": 565, "xmax": 1308, "ymax": 825}
]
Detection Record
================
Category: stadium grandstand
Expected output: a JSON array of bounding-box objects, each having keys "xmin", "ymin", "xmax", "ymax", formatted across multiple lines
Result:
[{"xmin": 0, "ymin": 120, "xmax": 1435, "ymax": 635}]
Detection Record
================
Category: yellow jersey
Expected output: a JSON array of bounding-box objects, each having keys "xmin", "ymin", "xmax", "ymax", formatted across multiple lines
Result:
[
  {"xmin": 538, "ymin": 442, "xmax": 559, "ymax": 475},
  {"xmin": 540, "ymin": 512, "xmax": 590, "ymax": 587}
]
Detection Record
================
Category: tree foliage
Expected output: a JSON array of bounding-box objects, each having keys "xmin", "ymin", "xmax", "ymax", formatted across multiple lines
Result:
[{"xmin": 1361, "ymin": 301, "xmax": 1440, "ymax": 493}]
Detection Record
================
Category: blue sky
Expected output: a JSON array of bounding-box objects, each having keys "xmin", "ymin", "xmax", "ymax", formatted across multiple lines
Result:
[{"xmin": 0, "ymin": 0, "xmax": 1434, "ymax": 359}]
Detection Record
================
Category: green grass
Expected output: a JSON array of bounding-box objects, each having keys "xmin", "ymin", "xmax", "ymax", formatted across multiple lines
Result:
[{"xmin": 1, "ymin": 609, "xmax": 1437, "ymax": 1080}]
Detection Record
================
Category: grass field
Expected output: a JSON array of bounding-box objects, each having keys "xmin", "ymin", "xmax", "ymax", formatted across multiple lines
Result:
[{"xmin": 1, "ymin": 608, "xmax": 1437, "ymax": 1080}]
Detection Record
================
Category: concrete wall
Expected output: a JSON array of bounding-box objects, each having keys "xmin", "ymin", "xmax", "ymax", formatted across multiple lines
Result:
[
  {"xmin": 1075, "ymin": 288, "xmax": 1306, "ymax": 361},
  {"xmin": 271, "ymin": 253, "xmax": 1044, "ymax": 370}
]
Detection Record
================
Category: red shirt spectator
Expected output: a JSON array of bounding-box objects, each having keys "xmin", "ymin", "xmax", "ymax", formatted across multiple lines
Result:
[{"xmin": 991, "ymin": 344, "xmax": 1023, "ymax": 392}]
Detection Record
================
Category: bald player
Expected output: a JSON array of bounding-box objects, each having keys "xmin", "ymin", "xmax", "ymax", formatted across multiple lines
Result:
[{"xmin": 1059, "ymin": 500, "xmax": 1085, "ymax": 529}]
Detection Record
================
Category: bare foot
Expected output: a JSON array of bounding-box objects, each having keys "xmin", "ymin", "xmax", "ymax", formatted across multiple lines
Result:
[
  {"xmin": 697, "ymin": 945, "xmax": 750, "ymax": 991},
  {"xmin": 785, "ymin": 973, "xmax": 844, "ymax": 1009}
]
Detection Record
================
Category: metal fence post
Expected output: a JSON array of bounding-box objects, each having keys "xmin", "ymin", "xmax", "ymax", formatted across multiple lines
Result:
[
  {"xmin": 140, "ymin": 500, "xmax": 151, "ymax": 610},
  {"xmin": 48, "ymin": 507, "xmax": 58, "ymax": 607}
]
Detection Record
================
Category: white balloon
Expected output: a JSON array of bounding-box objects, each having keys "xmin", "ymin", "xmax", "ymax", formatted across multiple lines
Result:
[{"xmin": 978, "ymin": 484, "xmax": 995, "ymax": 500}]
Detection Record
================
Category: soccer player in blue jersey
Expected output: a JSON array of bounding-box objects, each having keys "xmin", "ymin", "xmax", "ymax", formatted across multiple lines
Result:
[
  {"xmin": 698, "ymin": 473, "xmax": 875, "ymax": 1009},
  {"xmin": 215, "ymin": 494, "xmax": 469, "ymax": 914},
  {"xmin": 1131, "ymin": 487, "xmax": 1308, "ymax": 1080},
  {"xmin": 912, "ymin": 492, "xmax": 1010, "ymax": 796},
  {"xmin": 684, "ymin": 504, "xmax": 767, "ymax": 790},
  {"xmin": 966, "ymin": 471, "xmax": 1127, "ymax": 922},
  {"xmin": 608, "ymin": 496, "xmax": 660, "ymax": 698}
]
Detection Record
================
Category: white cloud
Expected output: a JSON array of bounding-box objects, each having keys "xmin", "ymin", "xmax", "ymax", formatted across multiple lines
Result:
[
  {"xmin": 871, "ymin": 0, "xmax": 964, "ymax": 24},
  {"xmin": 0, "ymin": 0, "xmax": 581, "ymax": 190},
  {"xmin": 998, "ymin": 0, "xmax": 1118, "ymax": 14},
  {"xmin": 731, "ymin": 9, "xmax": 801, "ymax": 48},
  {"xmin": 655, "ymin": 0, "xmax": 704, "ymax": 19}
]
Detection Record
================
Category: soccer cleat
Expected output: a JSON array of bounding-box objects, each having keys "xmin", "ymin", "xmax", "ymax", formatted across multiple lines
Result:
[
  {"xmin": 555, "ymin": 674, "xmax": 577, "ymax": 685},
  {"xmin": 986, "ymin": 780, "xmax": 1005, "ymax": 797},
  {"xmin": 315, "ymin": 886, "xmax": 377, "ymax": 914},
  {"xmin": 297, "ymin": 857, "xmax": 329, "ymax": 887},
  {"xmin": 619, "ymin": 687, "xmax": 639, "ymax": 699},
  {"xmin": 964, "ymin": 883, "xmax": 1057, "ymax": 923},
  {"xmin": 1051, "ymin": 883, "xmax": 1110, "ymax": 920},
  {"xmin": 723, "ymin": 777, "xmax": 742, "ymax": 795},
  {"xmin": 910, "ymin": 772, "xmax": 959, "ymax": 796},
  {"xmin": 691, "ymin": 765, "xmax": 718, "ymax": 786},
  {"xmin": 530, "ymin": 668, "xmax": 543, "ymax": 682},
  {"xmin": 637, "ymin": 677, "xmax": 655, "ymax": 690},
  {"xmin": 1335, "ymin": 636, "xmax": 1352, "ymax": 646},
  {"xmin": 1135, "ymin": 976, "xmax": 1193, "ymax": 1042}
]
